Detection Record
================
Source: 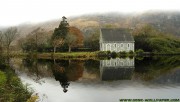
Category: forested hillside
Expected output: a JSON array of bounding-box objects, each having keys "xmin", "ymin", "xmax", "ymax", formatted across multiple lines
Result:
[
  {"xmin": 0, "ymin": 11, "xmax": 180, "ymax": 53},
  {"xmin": 1, "ymin": 11, "xmax": 180, "ymax": 38}
]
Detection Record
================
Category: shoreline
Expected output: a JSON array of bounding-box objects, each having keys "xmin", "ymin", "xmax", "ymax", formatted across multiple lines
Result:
[{"xmin": 3, "ymin": 51, "xmax": 180, "ymax": 59}]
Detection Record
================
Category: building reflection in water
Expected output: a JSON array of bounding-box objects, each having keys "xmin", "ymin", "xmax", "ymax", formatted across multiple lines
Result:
[{"xmin": 100, "ymin": 58, "xmax": 135, "ymax": 81}]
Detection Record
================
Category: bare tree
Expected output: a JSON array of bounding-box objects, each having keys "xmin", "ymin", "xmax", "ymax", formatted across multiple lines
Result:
[
  {"xmin": 0, "ymin": 31, "xmax": 3, "ymax": 44},
  {"xmin": 65, "ymin": 27, "xmax": 84, "ymax": 52},
  {"xmin": 4, "ymin": 27, "xmax": 18, "ymax": 55},
  {"xmin": 65, "ymin": 33, "xmax": 77, "ymax": 52},
  {"xmin": 30, "ymin": 27, "xmax": 41, "ymax": 52},
  {"xmin": 52, "ymin": 37, "xmax": 64, "ymax": 53},
  {"xmin": 0, "ymin": 31, "xmax": 3, "ymax": 52}
]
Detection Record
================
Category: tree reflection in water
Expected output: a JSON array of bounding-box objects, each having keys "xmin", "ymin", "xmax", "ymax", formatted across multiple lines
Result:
[
  {"xmin": 21, "ymin": 58, "xmax": 84, "ymax": 93},
  {"xmin": 52, "ymin": 60, "xmax": 70, "ymax": 93},
  {"xmin": 22, "ymin": 58, "xmax": 43, "ymax": 84},
  {"xmin": 51, "ymin": 59, "xmax": 84, "ymax": 93}
]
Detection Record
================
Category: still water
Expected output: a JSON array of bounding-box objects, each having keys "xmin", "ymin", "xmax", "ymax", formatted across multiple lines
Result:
[{"xmin": 10, "ymin": 56, "xmax": 180, "ymax": 102}]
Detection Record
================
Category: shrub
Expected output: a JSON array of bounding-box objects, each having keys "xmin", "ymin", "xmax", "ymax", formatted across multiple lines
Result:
[
  {"xmin": 96, "ymin": 51, "xmax": 108, "ymax": 57},
  {"xmin": 110, "ymin": 51, "xmax": 117, "ymax": 58},
  {"xmin": 0, "ymin": 68, "xmax": 32, "ymax": 102},
  {"xmin": 0, "ymin": 71, "xmax": 7, "ymax": 87},
  {"xmin": 136, "ymin": 56, "xmax": 144, "ymax": 60},
  {"xmin": 27, "ymin": 95, "xmax": 39, "ymax": 102},
  {"xmin": 107, "ymin": 51, "xmax": 111, "ymax": 55},
  {"xmin": 10, "ymin": 76, "xmax": 21, "ymax": 87},
  {"xmin": 129, "ymin": 50, "xmax": 134, "ymax": 55},
  {"xmin": 119, "ymin": 51, "xmax": 127, "ymax": 57},
  {"xmin": 129, "ymin": 56, "xmax": 134, "ymax": 59},
  {"xmin": 136, "ymin": 49, "xmax": 144, "ymax": 55}
]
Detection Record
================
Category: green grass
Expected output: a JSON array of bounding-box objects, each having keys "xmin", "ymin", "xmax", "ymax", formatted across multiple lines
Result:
[
  {"xmin": 0, "ymin": 71, "xmax": 7, "ymax": 87},
  {"xmin": 6, "ymin": 51, "xmax": 99, "ymax": 60},
  {"xmin": 3, "ymin": 51, "xmax": 98, "ymax": 59},
  {"xmin": 0, "ymin": 67, "xmax": 32, "ymax": 102}
]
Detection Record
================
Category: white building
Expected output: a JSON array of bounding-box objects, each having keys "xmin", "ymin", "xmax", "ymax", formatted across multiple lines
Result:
[
  {"xmin": 99, "ymin": 28, "xmax": 135, "ymax": 52},
  {"xmin": 100, "ymin": 58, "xmax": 134, "ymax": 81}
]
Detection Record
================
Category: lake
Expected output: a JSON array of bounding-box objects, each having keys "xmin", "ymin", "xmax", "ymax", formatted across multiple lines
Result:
[{"xmin": 10, "ymin": 56, "xmax": 180, "ymax": 102}]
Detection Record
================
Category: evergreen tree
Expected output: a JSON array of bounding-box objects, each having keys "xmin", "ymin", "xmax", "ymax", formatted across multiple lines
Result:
[
  {"xmin": 52, "ymin": 16, "xmax": 69, "ymax": 40},
  {"xmin": 51, "ymin": 16, "xmax": 69, "ymax": 52}
]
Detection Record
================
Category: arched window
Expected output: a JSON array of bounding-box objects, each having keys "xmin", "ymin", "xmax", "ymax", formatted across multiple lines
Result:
[
  {"xmin": 107, "ymin": 44, "xmax": 110, "ymax": 51},
  {"xmin": 111, "ymin": 44, "xmax": 114, "ymax": 51},
  {"xmin": 120, "ymin": 61, "xmax": 124, "ymax": 66},
  {"xmin": 127, "ymin": 43, "xmax": 130, "ymax": 51},
  {"xmin": 107, "ymin": 60, "xmax": 110, "ymax": 66},
  {"xmin": 121, "ymin": 43, "xmax": 123, "ymax": 47},
  {"xmin": 114, "ymin": 43, "xmax": 117, "ymax": 51},
  {"xmin": 103, "ymin": 44, "xmax": 106, "ymax": 51}
]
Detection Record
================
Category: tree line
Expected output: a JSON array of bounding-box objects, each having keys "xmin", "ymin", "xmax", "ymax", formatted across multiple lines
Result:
[
  {"xmin": 1, "ymin": 17, "xmax": 179, "ymax": 54},
  {"xmin": 133, "ymin": 25, "xmax": 180, "ymax": 53},
  {"xmin": 17, "ymin": 16, "xmax": 95, "ymax": 53},
  {"xmin": 0, "ymin": 27, "xmax": 18, "ymax": 55},
  {"xmin": 0, "ymin": 16, "xmax": 91, "ymax": 54}
]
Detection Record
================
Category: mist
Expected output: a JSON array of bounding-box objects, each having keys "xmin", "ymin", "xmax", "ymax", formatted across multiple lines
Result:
[{"xmin": 0, "ymin": 0, "xmax": 180, "ymax": 26}]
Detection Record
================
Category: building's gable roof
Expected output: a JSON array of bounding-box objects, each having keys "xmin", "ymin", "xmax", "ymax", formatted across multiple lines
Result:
[{"xmin": 100, "ymin": 28, "xmax": 134, "ymax": 42}]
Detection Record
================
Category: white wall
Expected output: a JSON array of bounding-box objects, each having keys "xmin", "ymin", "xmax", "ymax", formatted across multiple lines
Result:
[
  {"xmin": 100, "ymin": 42, "xmax": 134, "ymax": 52},
  {"xmin": 100, "ymin": 58, "xmax": 134, "ymax": 67}
]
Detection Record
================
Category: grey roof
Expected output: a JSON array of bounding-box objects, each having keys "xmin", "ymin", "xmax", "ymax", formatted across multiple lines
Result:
[{"xmin": 100, "ymin": 28, "xmax": 134, "ymax": 42}]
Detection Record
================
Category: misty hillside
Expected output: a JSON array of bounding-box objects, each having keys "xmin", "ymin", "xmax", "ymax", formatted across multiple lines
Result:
[{"xmin": 1, "ymin": 11, "xmax": 180, "ymax": 37}]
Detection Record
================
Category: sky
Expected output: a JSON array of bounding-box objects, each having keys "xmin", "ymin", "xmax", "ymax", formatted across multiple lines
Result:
[{"xmin": 0, "ymin": 0, "xmax": 180, "ymax": 26}]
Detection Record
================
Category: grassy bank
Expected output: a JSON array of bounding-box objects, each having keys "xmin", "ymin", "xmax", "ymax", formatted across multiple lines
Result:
[
  {"xmin": 0, "ymin": 54, "xmax": 35, "ymax": 102},
  {"xmin": 6, "ymin": 51, "xmax": 135, "ymax": 59},
  {"xmin": 3, "ymin": 52, "xmax": 96, "ymax": 59},
  {"xmin": 0, "ymin": 66, "xmax": 32, "ymax": 102},
  {"xmin": 38, "ymin": 52, "xmax": 97, "ymax": 59},
  {"xmin": 3, "ymin": 50, "xmax": 180, "ymax": 60}
]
